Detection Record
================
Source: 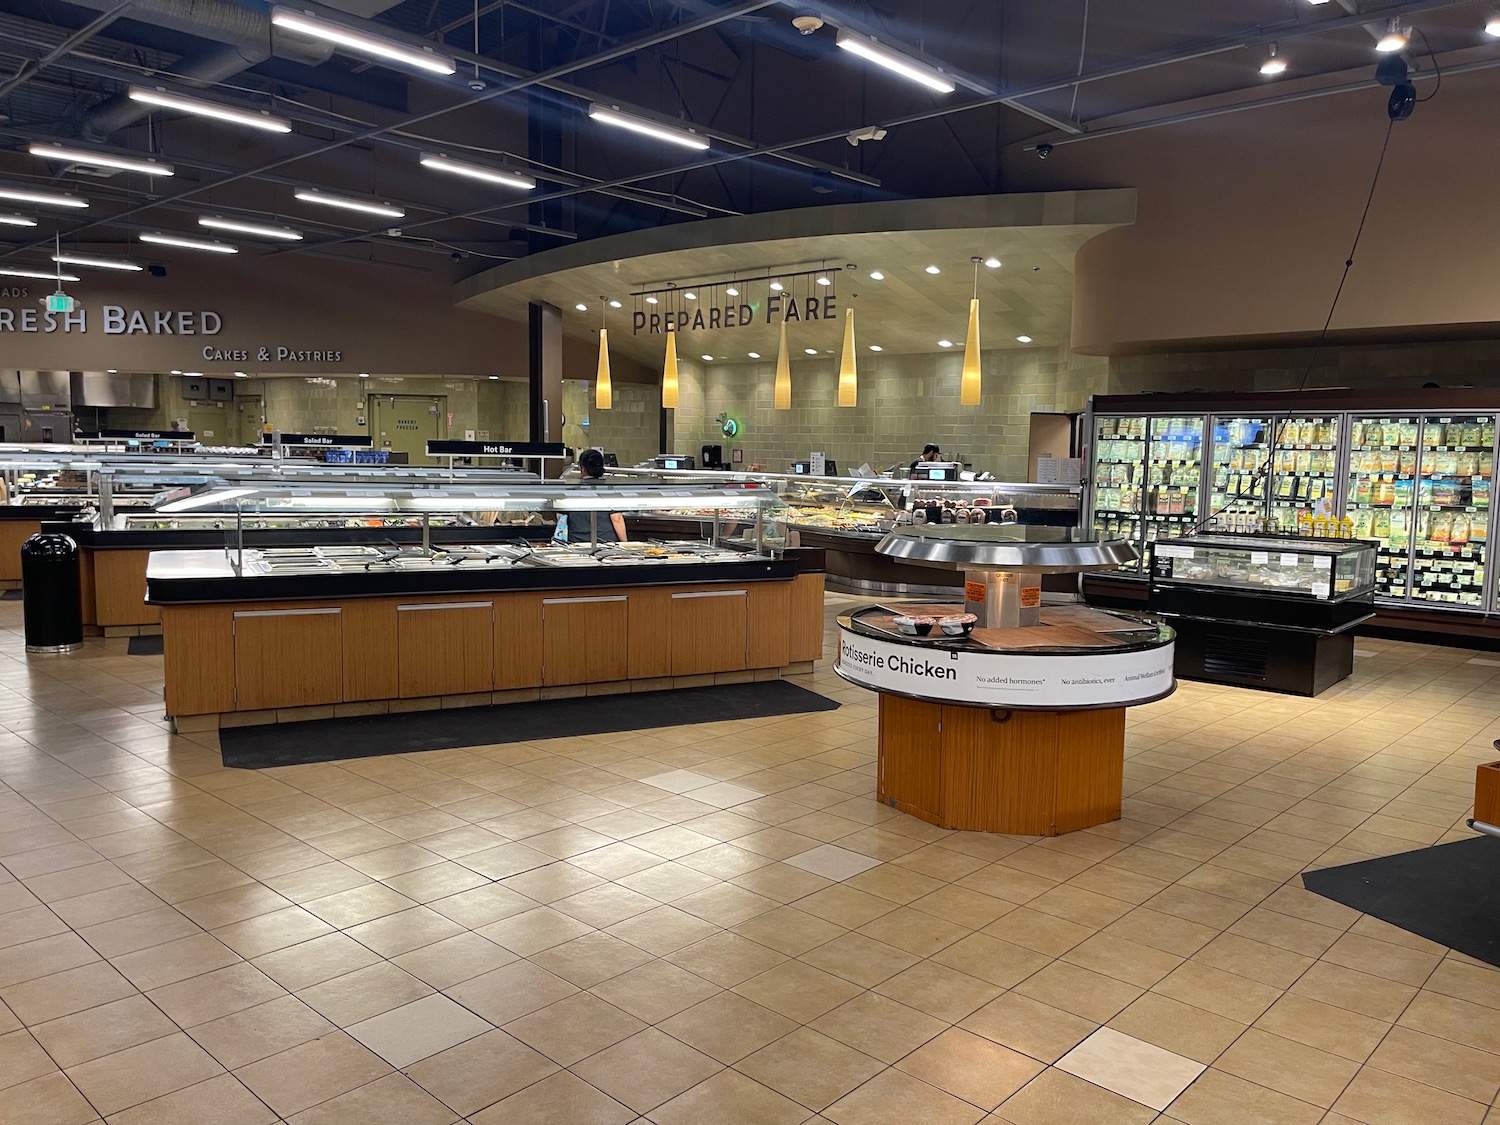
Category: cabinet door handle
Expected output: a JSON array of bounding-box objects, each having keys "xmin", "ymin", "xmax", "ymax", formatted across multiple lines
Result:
[
  {"xmin": 671, "ymin": 589, "xmax": 747, "ymax": 599},
  {"xmin": 396, "ymin": 601, "xmax": 492, "ymax": 612},
  {"xmin": 233, "ymin": 608, "xmax": 341, "ymax": 618},
  {"xmin": 542, "ymin": 596, "xmax": 628, "ymax": 605}
]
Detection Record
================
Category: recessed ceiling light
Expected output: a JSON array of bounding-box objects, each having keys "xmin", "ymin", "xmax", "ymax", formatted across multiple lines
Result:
[
  {"xmin": 0, "ymin": 186, "xmax": 87, "ymax": 209},
  {"xmin": 358, "ymin": 372, "xmax": 369, "ymax": 378},
  {"xmin": 52, "ymin": 253, "xmax": 142, "ymax": 272},
  {"xmin": 170, "ymin": 369, "xmax": 182, "ymax": 374},
  {"xmin": 748, "ymin": 352, "xmax": 761, "ymax": 358},
  {"xmin": 198, "ymin": 216, "xmax": 302, "ymax": 240},
  {"xmin": 769, "ymin": 280, "xmax": 783, "ymax": 292},
  {"xmin": 106, "ymin": 369, "xmax": 117, "ymax": 373},
  {"xmin": 234, "ymin": 371, "xmax": 248, "ymax": 377},
  {"xmin": 869, "ymin": 344, "xmax": 882, "ymax": 352},
  {"xmin": 1017, "ymin": 335, "xmax": 1033, "ymax": 343},
  {"xmin": 726, "ymin": 286, "xmax": 739, "ymax": 296},
  {"xmin": 29, "ymin": 143, "xmax": 173, "ymax": 177},
  {"xmin": 938, "ymin": 339, "xmax": 953, "ymax": 347},
  {"xmin": 816, "ymin": 275, "xmax": 832, "ymax": 287},
  {"xmin": 645, "ymin": 296, "xmax": 658, "ymax": 304},
  {"xmin": 294, "ymin": 189, "xmax": 404, "ymax": 219},
  {"xmin": 0, "ymin": 214, "xmax": 37, "ymax": 227},
  {"xmin": 270, "ymin": 7, "xmax": 456, "ymax": 74},
  {"xmin": 984, "ymin": 258, "xmax": 1001, "ymax": 268},
  {"xmin": 575, "ymin": 302, "xmax": 588, "ymax": 311},
  {"xmin": 684, "ymin": 291, "xmax": 696, "ymax": 300},
  {"xmin": 419, "ymin": 153, "xmax": 535, "ymax": 191},
  {"xmin": 869, "ymin": 270, "xmax": 884, "ymax": 280},
  {"xmin": 925, "ymin": 265, "xmax": 940, "ymax": 274},
  {"xmin": 608, "ymin": 299, "xmax": 622, "ymax": 309},
  {"xmin": 488, "ymin": 375, "xmax": 500, "ymax": 380},
  {"xmin": 139, "ymin": 232, "xmax": 238, "ymax": 254},
  {"xmin": 804, "ymin": 348, "xmax": 818, "ymax": 355},
  {"xmin": 588, "ymin": 105, "xmax": 709, "ymax": 150},
  {"xmin": 701, "ymin": 355, "xmax": 713, "ymax": 361},
  {"xmin": 0, "ymin": 266, "xmax": 81, "ymax": 281},
  {"xmin": 128, "ymin": 87, "xmax": 292, "ymax": 133}
]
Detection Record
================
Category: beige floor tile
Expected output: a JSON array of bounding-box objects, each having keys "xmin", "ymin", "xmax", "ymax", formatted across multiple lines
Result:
[
  {"xmin": 343, "ymin": 906, "xmax": 463, "ymax": 958},
  {"xmin": 503, "ymin": 992, "xmax": 645, "ymax": 1066},
  {"xmin": 403, "ymin": 1029, "xmax": 557, "ymax": 1116},
  {"xmin": 296, "ymin": 962, "xmax": 432, "ymax": 1026},
  {"xmin": 824, "ymin": 1068, "xmax": 985, "ymax": 1125},
  {"xmin": 445, "ymin": 960, "xmax": 578, "ymax": 1025},
  {"xmin": 588, "ymin": 959, "xmax": 720, "ymax": 1022},
  {"xmin": 103, "ymin": 1074, "xmax": 276, "ymax": 1125},
  {"xmin": 1330, "ymin": 1066, "xmax": 1488, "ymax": 1125},
  {"xmin": 872, "ymin": 960, "xmax": 1001, "ymax": 1022},
  {"xmin": 1214, "ymin": 1027, "xmax": 1359, "ymax": 1107},
  {"xmin": 532, "ymin": 931, "xmax": 654, "ymax": 988},
  {"xmin": 249, "ymin": 933, "xmax": 382, "ymax": 991},
  {"xmin": 1, "ymin": 961, "xmax": 138, "ymax": 1025},
  {"xmin": 0, "ymin": 932, "xmax": 100, "ymax": 989},
  {"xmin": 649, "ymin": 1068, "xmax": 814, "ymax": 1125},
  {"xmin": 1320, "ymin": 932, "xmax": 1443, "ymax": 986},
  {"xmin": 738, "ymin": 1027, "xmax": 884, "ymax": 1111},
  {"xmin": 232, "ymin": 1032, "xmax": 392, "ymax": 1118},
  {"xmin": 1056, "ymin": 1026, "xmax": 1206, "ymax": 1111},
  {"xmin": 1254, "ymin": 992, "xmax": 1390, "ymax": 1062},
  {"xmin": 1286, "ymin": 960, "xmax": 1418, "ymax": 1022},
  {"xmin": 810, "ymin": 992, "xmax": 947, "ymax": 1064},
  {"xmin": 798, "ymin": 932, "xmax": 919, "ymax": 987},
  {"xmin": 1013, "ymin": 960, "xmax": 1143, "ymax": 1023},
  {"xmin": 572, "ymin": 1028, "xmax": 723, "ymax": 1113},
  {"xmin": 732, "ymin": 906, "xmax": 845, "ymax": 957},
  {"xmin": 1106, "ymin": 993, "xmax": 1245, "ymax": 1065},
  {"xmin": 730, "ymin": 862, "xmax": 833, "ymax": 904},
  {"xmin": 467, "ymin": 1070, "xmax": 635, "ymax": 1125},
  {"xmin": 300, "ymin": 884, "xmax": 416, "ymax": 929},
  {"xmin": 64, "ymin": 1032, "xmax": 223, "ymax": 1117},
  {"xmin": 75, "ymin": 907, "xmax": 202, "ymax": 960},
  {"xmin": 999, "ymin": 1067, "xmax": 1158, "ymax": 1125},
  {"xmin": 1365, "ymin": 1025, "xmax": 1500, "ymax": 1104},
  {"xmin": 1151, "ymin": 960, "xmax": 1282, "ymax": 1023},
  {"xmin": 732, "ymin": 960, "xmax": 863, "ymax": 1024},
  {"xmin": 477, "ymin": 906, "xmax": 595, "ymax": 956},
  {"xmin": 0, "ymin": 1028, "xmax": 55, "ymax": 1090},
  {"xmin": 604, "ymin": 904, "xmax": 721, "ymax": 956},
  {"xmin": 285, "ymin": 1072, "xmax": 457, "ymax": 1125},
  {"xmin": 31, "ymin": 996, "xmax": 176, "ymax": 1069},
  {"xmin": 786, "ymin": 884, "xmax": 895, "ymax": 929},
  {"xmin": 959, "ymin": 992, "xmax": 1098, "ymax": 1065},
  {"xmin": 345, "ymin": 993, "xmax": 492, "ymax": 1067},
  {"xmin": 110, "ymin": 933, "xmax": 240, "ymax": 991},
  {"xmin": 666, "ymin": 932, "xmax": 787, "ymax": 987},
  {"xmin": 895, "ymin": 1028, "xmax": 1044, "ymax": 1111},
  {"xmin": 658, "ymin": 993, "xmax": 799, "ymax": 1064},
  {"xmin": 857, "ymin": 906, "xmax": 968, "ymax": 956},
  {"xmin": 390, "ymin": 931, "xmax": 516, "ymax": 989},
  {"xmin": 188, "ymin": 996, "xmax": 335, "ymax": 1069},
  {"xmin": 0, "ymin": 1071, "xmax": 105, "ymax": 1125}
]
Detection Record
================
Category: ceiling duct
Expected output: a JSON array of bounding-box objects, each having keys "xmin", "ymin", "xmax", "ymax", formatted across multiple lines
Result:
[{"xmin": 69, "ymin": 0, "xmax": 404, "ymax": 140}]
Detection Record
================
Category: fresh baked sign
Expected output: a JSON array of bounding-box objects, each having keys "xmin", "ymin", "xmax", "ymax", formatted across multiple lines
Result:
[{"xmin": 835, "ymin": 627, "xmax": 1176, "ymax": 708}]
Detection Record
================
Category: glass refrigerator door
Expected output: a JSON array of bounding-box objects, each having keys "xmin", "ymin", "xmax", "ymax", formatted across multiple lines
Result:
[
  {"xmin": 1090, "ymin": 414, "xmax": 1147, "ymax": 567},
  {"xmin": 1143, "ymin": 415, "xmax": 1204, "ymax": 550},
  {"xmin": 1410, "ymin": 414, "xmax": 1494, "ymax": 608},
  {"xmin": 1207, "ymin": 415, "xmax": 1271, "ymax": 529},
  {"xmin": 1346, "ymin": 415, "xmax": 1419, "ymax": 599},
  {"xmin": 1269, "ymin": 414, "xmax": 1341, "ymax": 531}
]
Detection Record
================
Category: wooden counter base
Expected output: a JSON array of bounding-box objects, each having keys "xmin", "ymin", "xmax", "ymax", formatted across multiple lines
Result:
[
  {"xmin": 876, "ymin": 694, "xmax": 1125, "ymax": 836},
  {"xmin": 160, "ymin": 573, "xmax": 825, "ymax": 723}
]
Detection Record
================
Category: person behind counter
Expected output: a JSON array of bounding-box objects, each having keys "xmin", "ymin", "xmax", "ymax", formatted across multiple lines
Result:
[
  {"xmin": 910, "ymin": 443, "xmax": 941, "ymax": 474},
  {"xmin": 555, "ymin": 448, "xmax": 627, "ymax": 545}
]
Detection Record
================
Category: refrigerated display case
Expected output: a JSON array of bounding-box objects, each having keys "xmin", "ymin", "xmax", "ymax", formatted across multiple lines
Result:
[
  {"xmin": 1084, "ymin": 389, "xmax": 1500, "ymax": 644},
  {"xmin": 1089, "ymin": 413, "xmax": 1201, "ymax": 571}
]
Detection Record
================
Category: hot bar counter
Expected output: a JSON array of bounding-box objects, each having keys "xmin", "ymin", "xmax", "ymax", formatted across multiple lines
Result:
[
  {"xmin": 835, "ymin": 527, "xmax": 1174, "ymax": 836},
  {"xmin": 148, "ymin": 546, "xmax": 825, "ymax": 729}
]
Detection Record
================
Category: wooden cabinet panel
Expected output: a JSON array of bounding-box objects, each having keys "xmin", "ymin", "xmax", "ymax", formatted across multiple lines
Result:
[
  {"xmin": 233, "ymin": 608, "xmax": 344, "ymax": 712},
  {"xmin": 788, "ymin": 573, "xmax": 826, "ymax": 663},
  {"xmin": 94, "ymin": 550, "xmax": 158, "ymax": 627},
  {"xmin": 877, "ymin": 694, "xmax": 944, "ymax": 822},
  {"xmin": 495, "ymin": 593, "xmax": 544, "ymax": 690},
  {"xmin": 342, "ymin": 599, "xmax": 398, "ymax": 702},
  {"xmin": 0, "ymin": 520, "xmax": 39, "ymax": 583},
  {"xmin": 542, "ymin": 596, "xmax": 628, "ymax": 685},
  {"xmin": 626, "ymin": 587, "xmax": 672, "ymax": 679},
  {"xmin": 670, "ymin": 589, "xmax": 748, "ymax": 676},
  {"xmin": 746, "ymin": 583, "xmax": 791, "ymax": 669},
  {"xmin": 1052, "ymin": 709, "xmax": 1126, "ymax": 834},
  {"xmin": 941, "ymin": 705, "xmax": 1058, "ymax": 836},
  {"xmin": 163, "ymin": 604, "xmax": 235, "ymax": 716},
  {"xmin": 397, "ymin": 602, "xmax": 494, "ymax": 698}
]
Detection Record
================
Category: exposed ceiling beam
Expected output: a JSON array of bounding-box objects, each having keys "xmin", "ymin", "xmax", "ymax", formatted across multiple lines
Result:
[{"xmin": 0, "ymin": 0, "xmax": 132, "ymax": 100}]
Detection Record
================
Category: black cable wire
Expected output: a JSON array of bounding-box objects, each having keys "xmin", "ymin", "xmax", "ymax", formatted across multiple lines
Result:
[
  {"xmin": 1415, "ymin": 28, "xmax": 1443, "ymax": 101},
  {"xmin": 1186, "ymin": 114, "xmax": 1397, "ymax": 535}
]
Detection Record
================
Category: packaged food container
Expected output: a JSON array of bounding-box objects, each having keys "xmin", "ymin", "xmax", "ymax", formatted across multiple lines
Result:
[
  {"xmin": 937, "ymin": 613, "xmax": 977, "ymax": 636},
  {"xmin": 893, "ymin": 615, "xmax": 935, "ymax": 636}
]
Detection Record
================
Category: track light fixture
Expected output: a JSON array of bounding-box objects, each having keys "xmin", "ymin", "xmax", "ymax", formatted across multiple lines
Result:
[
  {"xmin": 1260, "ymin": 44, "xmax": 1288, "ymax": 76},
  {"xmin": 1487, "ymin": 9, "xmax": 1500, "ymax": 35},
  {"xmin": 1376, "ymin": 20, "xmax": 1409, "ymax": 53}
]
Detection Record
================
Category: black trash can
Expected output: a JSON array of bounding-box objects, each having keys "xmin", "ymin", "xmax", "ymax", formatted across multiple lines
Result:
[{"xmin": 21, "ymin": 533, "xmax": 82, "ymax": 654}]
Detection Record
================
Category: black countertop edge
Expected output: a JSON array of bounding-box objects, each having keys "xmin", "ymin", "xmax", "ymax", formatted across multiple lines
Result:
[
  {"xmin": 147, "ymin": 557, "xmax": 804, "ymax": 605},
  {"xmin": 837, "ymin": 611, "xmax": 1175, "ymax": 657},
  {"xmin": 42, "ymin": 521, "xmax": 555, "ymax": 549},
  {"xmin": 0, "ymin": 505, "xmax": 89, "ymax": 521}
]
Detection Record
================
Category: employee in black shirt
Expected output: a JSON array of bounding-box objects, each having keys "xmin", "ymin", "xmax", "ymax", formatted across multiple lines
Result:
[
  {"xmin": 558, "ymin": 448, "xmax": 627, "ymax": 545},
  {"xmin": 910, "ymin": 443, "xmax": 942, "ymax": 473}
]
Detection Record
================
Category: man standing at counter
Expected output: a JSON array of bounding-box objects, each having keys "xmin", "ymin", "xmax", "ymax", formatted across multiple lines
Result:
[
  {"xmin": 556, "ymin": 448, "xmax": 627, "ymax": 545},
  {"xmin": 910, "ymin": 443, "xmax": 942, "ymax": 474}
]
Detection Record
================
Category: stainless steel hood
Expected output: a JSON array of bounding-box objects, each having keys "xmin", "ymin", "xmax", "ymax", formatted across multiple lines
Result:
[{"xmin": 70, "ymin": 371, "xmax": 156, "ymax": 408}]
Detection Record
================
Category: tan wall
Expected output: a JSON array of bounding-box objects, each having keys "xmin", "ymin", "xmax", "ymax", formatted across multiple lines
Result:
[
  {"xmin": 1001, "ymin": 68, "xmax": 1500, "ymax": 355},
  {"xmin": 562, "ymin": 380, "xmax": 660, "ymax": 468}
]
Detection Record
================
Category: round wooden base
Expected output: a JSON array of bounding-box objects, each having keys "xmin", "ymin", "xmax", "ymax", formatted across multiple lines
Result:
[{"xmin": 875, "ymin": 693, "xmax": 1126, "ymax": 837}]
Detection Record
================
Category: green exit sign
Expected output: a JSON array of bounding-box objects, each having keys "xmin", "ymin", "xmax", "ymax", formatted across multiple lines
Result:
[{"xmin": 44, "ymin": 293, "xmax": 75, "ymax": 314}]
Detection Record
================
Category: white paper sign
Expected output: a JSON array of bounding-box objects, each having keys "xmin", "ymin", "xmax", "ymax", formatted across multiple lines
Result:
[{"xmin": 836, "ymin": 627, "xmax": 1176, "ymax": 709}]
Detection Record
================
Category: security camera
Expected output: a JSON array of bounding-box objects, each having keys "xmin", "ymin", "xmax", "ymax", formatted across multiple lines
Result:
[
  {"xmin": 846, "ymin": 125, "xmax": 888, "ymax": 147},
  {"xmin": 791, "ymin": 14, "xmax": 823, "ymax": 34},
  {"xmin": 451, "ymin": 250, "xmax": 463, "ymax": 260},
  {"xmin": 387, "ymin": 228, "xmax": 403, "ymax": 237},
  {"xmin": 1036, "ymin": 143, "xmax": 1053, "ymax": 159},
  {"xmin": 147, "ymin": 263, "xmax": 166, "ymax": 277},
  {"xmin": 468, "ymin": 78, "xmax": 485, "ymax": 92}
]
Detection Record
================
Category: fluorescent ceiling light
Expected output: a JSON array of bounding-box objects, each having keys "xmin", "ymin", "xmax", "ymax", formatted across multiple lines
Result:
[
  {"xmin": 52, "ymin": 253, "xmax": 142, "ymax": 272},
  {"xmin": 139, "ymin": 232, "xmax": 238, "ymax": 254},
  {"xmin": 198, "ymin": 216, "xmax": 303, "ymax": 240},
  {"xmin": 294, "ymin": 189, "xmax": 405, "ymax": 219},
  {"xmin": 1376, "ymin": 22, "xmax": 1409, "ymax": 52},
  {"xmin": 0, "ymin": 214, "xmax": 36, "ymax": 227},
  {"xmin": 588, "ymin": 105, "xmax": 709, "ymax": 151},
  {"xmin": 157, "ymin": 487, "xmax": 257, "ymax": 513},
  {"xmin": 419, "ymin": 153, "xmax": 535, "ymax": 191},
  {"xmin": 0, "ymin": 266, "xmax": 81, "ymax": 281},
  {"xmin": 835, "ymin": 29, "xmax": 956, "ymax": 94},
  {"xmin": 271, "ymin": 7, "xmax": 455, "ymax": 74},
  {"xmin": 29, "ymin": 143, "xmax": 173, "ymax": 177},
  {"xmin": 128, "ymin": 87, "xmax": 291, "ymax": 133},
  {"xmin": 0, "ymin": 187, "xmax": 87, "ymax": 209}
]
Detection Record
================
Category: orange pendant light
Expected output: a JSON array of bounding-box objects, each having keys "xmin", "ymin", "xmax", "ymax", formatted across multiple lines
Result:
[
  {"xmin": 961, "ymin": 258, "xmax": 982, "ymax": 406},
  {"xmin": 595, "ymin": 297, "xmax": 612, "ymax": 410},
  {"xmin": 773, "ymin": 320, "xmax": 792, "ymax": 409},
  {"xmin": 661, "ymin": 328, "xmax": 679, "ymax": 409},
  {"xmin": 836, "ymin": 306, "xmax": 857, "ymax": 407}
]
